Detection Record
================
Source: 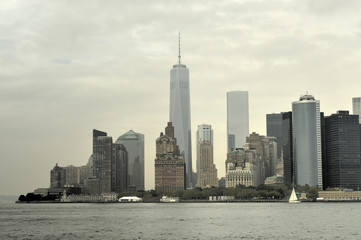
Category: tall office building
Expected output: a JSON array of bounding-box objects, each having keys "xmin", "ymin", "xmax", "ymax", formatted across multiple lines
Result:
[
  {"xmin": 92, "ymin": 129, "xmax": 129, "ymax": 193},
  {"xmin": 282, "ymin": 112, "xmax": 294, "ymax": 185},
  {"xmin": 352, "ymin": 97, "xmax": 361, "ymax": 123},
  {"xmin": 50, "ymin": 163, "xmax": 66, "ymax": 188},
  {"xmin": 324, "ymin": 111, "xmax": 361, "ymax": 190},
  {"xmin": 93, "ymin": 130, "xmax": 113, "ymax": 193},
  {"xmin": 111, "ymin": 143, "xmax": 129, "ymax": 192},
  {"xmin": 292, "ymin": 95, "xmax": 322, "ymax": 188},
  {"xmin": 227, "ymin": 91, "xmax": 249, "ymax": 152},
  {"xmin": 169, "ymin": 35, "xmax": 192, "ymax": 188},
  {"xmin": 155, "ymin": 122, "xmax": 186, "ymax": 192},
  {"xmin": 116, "ymin": 130, "xmax": 144, "ymax": 191},
  {"xmin": 266, "ymin": 113, "xmax": 282, "ymax": 160},
  {"xmin": 196, "ymin": 124, "xmax": 213, "ymax": 175},
  {"xmin": 64, "ymin": 165, "xmax": 79, "ymax": 186},
  {"xmin": 196, "ymin": 139, "xmax": 218, "ymax": 188}
]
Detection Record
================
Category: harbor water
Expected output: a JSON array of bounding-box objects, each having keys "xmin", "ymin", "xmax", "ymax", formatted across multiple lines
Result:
[{"xmin": 1, "ymin": 196, "xmax": 360, "ymax": 239}]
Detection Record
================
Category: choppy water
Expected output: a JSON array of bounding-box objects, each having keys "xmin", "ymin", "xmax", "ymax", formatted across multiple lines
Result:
[{"xmin": 1, "ymin": 196, "xmax": 360, "ymax": 239}]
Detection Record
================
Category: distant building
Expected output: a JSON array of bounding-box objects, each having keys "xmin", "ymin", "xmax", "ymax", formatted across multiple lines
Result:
[
  {"xmin": 79, "ymin": 163, "xmax": 92, "ymax": 186},
  {"xmin": 318, "ymin": 190, "xmax": 361, "ymax": 201},
  {"xmin": 50, "ymin": 163, "xmax": 66, "ymax": 188},
  {"xmin": 225, "ymin": 148, "xmax": 262, "ymax": 187},
  {"xmin": 196, "ymin": 124, "xmax": 213, "ymax": 176},
  {"xmin": 246, "ymin": 132, "xmax": 277, "ymax": 180},
  {"xmin": 265, "ymin": 175, "xmax": 284, "ymax": 185},
  {"xmin": 116, "ymin": 130, "xmax": 144, "ymax": 191},
  {"xmin": 92, "ymin": 129, "xmax": 129, "ymax": 193},
  {"xmin": 111, "ymin": 143, "xmax": 128, "ymax": 192},
  {"xmin": 352, "ymin": 97, "xmax": 361, "ymax": 123},
  {"xmin": 324, "ymin": 111, "xmax": 361, "ymax": 190},
  {"xmin": 196, "ymin": 141, "xmax": 218, "ymax": 188},
  {"xmin": 93, "ymin": 130, "xmax": 113, "ymax": 193},
  {"xmin": 65, "ymin": 165, "xmax": 79, "ymax": 186},
  {"xmin": 218, "ymin": 177, "xmax": 226, "ymax": 188},
  {"xmin": 169, "ymin": 36, "xmax": 193, "ymax": 188},
  {"xmin": 292, "ymin": 94, "xmax": 322, "ymax": 188},
  {"xmin": 84, "ymin": 177, "xmax": 100, "ymax": 195},
  {"xmin": 266, "ymin": 113, "xmax": 282, "ymax": 160},
  {"xmin": 155, "ymin": 122, "xmax": 186, "ymax": 192},
  {"xmin": 282, "ymin": 111, "xmax": 294, "ymax": 186},
  {"xmin": 227, "ymin": 91, "xmax": 249, "ymax": 152}
]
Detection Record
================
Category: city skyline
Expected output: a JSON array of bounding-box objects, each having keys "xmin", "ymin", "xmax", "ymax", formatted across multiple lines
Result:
[{"xmin": 2, "ymin": 1, "xmax": 361, "ymax": 195}]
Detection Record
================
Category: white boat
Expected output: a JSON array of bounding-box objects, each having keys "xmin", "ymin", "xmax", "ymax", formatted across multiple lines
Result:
[
  {"xmin": 160, "ymin": 196, "xmax": 179, "ymax": 203},
  {"xmin": 119, "ymin": 196, "xmax": 142, "ymax": 203},
  {"xmin": 289, "ymin": 188, "xmax": 300, "ymax": 203}
]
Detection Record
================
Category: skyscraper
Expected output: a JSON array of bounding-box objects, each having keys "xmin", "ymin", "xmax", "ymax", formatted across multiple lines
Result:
[
  {"xmin": 155, "ymin": 122, "xmax": 186, "ymax": 192},
  {"xmin": 227, "ymin": 91, "xmax": 249, "ymax": 151},
  {"xmin": 92, "ymin": 129, "xmax": 129, "ymax": 193},
  {"xmin": 196, "ymin": 141, "xmax": 218, "ymax": 188},
  {"xmin": 292, "ymin": 95, "xmax": 322, "ymax": 188},
  {"xmin": 266, "ymin": 113, "xmax": 282, "ymax": 160},
  {"xmin": 282, "ymin": 111, "xmax": 294, "ymax": 185},
  {"xmin": 169, "ymin": 34, "xmax": 192, "ymax": 188},
  {"xmin": 50, "ymin": 163, "xmax": 66, "ymax": 188},
  {"xmin": 352, "ymin": 97, "xmax": 361, "ymax": 123},
  {"xmin": 196, "ymin": 124, "xmax": 213, "ymax": 175},
  {"xmin": 111, "ymin": 143, "xmax": 129, "ymax": 192},
  {"xmin": 324, "ymin": 111, "xmax": 361, "ymax": 190},
  {"xmin": 116, "ymin": 130, "xmax": 144, "ymax": 191}
]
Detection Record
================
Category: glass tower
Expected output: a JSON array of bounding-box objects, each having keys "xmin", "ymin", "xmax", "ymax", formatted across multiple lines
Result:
[
  {"xmin": 169, "ymin": 35, "xmax": 193, "ymax": 187},
  {"xmin": 324, "ymin": 111, "xmax": 361, "ymax": 190},
  {"xmin": 266, "ymin": 113, "xmax": 282, "ymax": 160},
  {"xmin": 292, "ymin": 95, "xmax": 322, "ymax": 188},
  {"xmin": 116, "ymin": 130, "xmax": 144, "ymax": 191},
  {"xmin": 227, "ymin": 91, "xmax": 249, "ymax": 152}
]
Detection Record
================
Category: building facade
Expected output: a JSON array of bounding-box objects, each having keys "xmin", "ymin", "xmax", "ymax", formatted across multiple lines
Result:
[
  {"xmin": 93, "ymin": 130, "xmax": 113, "ymax": 193},
  {"xmin": 352, "ymin": 97, "xmax": 361, "ymax": 123},
  {"xmin": 169, "ymin": 39, "xmax": 193, "ymax": 188},
  {"xmin": 266, "ymin": 113, "xmax": 282, "ymax": 160},
  {"xmin": 196, "ymin": 141, "xmax": 218, "ymax": 188},
  {"xmin": 155, "ymin": 122, "xmax": 186, "ymax": 192},
  {"xmin": 282, "ymin": 111, "xmax": 294, "ymax": 186},
  {"xmin": 116, "ymin": 130, "xmax": 144, "ymax": 191},
  {"xmin": 111, "ymin": 143, "xmax": 129, "ymax": 192},
  {"xmin": 227, "ymin": 91, "xmax": 249, "ymax": 152},
  {"xmin": 292, "ymin": 95, "xmax": 322, "ymax": 188},
  {"xmin": 50, "ymin": 163, "xmax": 66, "ymax": 188},
  {"xmin": 196, "ymin": 124, "xmax": 213, "ymax": 176},
  {"xmin": 324, "ymin": 111, "xmax": 361, "ymax": 190},
  {"xmin": 92, "ymin": 129, "xmax": 129, "ymax": 193},
  {"xmin": 225, "ymin": 148, "xmax": 263, "ymax": 187}
]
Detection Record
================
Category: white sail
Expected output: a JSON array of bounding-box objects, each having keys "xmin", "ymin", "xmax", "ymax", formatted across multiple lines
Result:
[{"xmin": 289, "ymin": 188, "xmax": 300, "ymax": 203}]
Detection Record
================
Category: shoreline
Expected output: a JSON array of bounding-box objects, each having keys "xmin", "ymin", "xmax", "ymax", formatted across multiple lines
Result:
[{"xmin": 15, "ymin": 199, "xmax": 361, "ymax": 204}]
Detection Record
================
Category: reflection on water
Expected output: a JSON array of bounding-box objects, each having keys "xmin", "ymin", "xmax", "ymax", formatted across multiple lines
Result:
[{"xmin": 0, "ymin": 197, "xmax": 360, "ymax": 239}]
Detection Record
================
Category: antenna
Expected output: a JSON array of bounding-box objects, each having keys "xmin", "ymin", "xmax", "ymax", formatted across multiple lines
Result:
[{"xmin": 178, "ymin": 32, "xmax": 181, "ymax": 65}]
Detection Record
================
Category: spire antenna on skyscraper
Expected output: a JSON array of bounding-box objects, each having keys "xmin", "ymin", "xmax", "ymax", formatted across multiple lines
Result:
[{"xmin": 178, "ymin": 32, "xmax": 181, "ymax": 65}]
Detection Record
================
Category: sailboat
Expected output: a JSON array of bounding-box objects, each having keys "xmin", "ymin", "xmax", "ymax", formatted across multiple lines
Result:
[{"xmin": 289, "ymin": 187, "xmax": 300, "ymax": 203}]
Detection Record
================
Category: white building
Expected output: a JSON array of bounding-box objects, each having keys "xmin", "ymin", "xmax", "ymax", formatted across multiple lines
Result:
[
  {"xmin": 292, "ymin": 94, "xmax": 322, "ymax": 188},
  {"xmin": 227, "ymin": 91, "xmax": 249, "ymax": 152},
  {"xmin": 169, "ymin": 35, "xmax": 193, "ymax": 188}
]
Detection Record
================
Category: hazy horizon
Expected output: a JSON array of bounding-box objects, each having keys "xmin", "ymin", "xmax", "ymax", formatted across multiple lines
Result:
[{"xmin": 1, "ymin": 0, "xmax": 361, "ymax": 195}]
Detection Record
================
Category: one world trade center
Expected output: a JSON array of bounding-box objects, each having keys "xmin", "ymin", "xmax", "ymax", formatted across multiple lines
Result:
[{"xmin": 169, "ymin": 34, "xmax": 193, "ymax": 188}]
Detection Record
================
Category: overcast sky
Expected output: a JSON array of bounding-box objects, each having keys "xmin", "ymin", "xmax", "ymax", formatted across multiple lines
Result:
[{"xmin": 1, "ymin": 0, "xmax": 361, "ymax": 195}]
